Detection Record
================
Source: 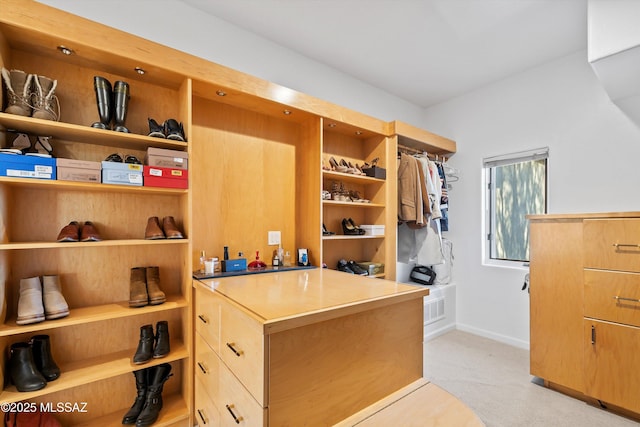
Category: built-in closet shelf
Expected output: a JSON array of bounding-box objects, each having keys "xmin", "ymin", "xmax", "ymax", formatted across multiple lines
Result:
[
  {"xmin": 322, "ymin": 170, "xmax": 385, "ymax": 184},
  {"xmin": 0, "ymin": 176, "xmax": 188, "ymax": 195},
  {"xmin": 0, "ymin": 239, "xmax": 189, "ymax": 250},
  {"xmin": 0, "ymin": 342, "xmax": 188, "ymax": 403},
  {"xmin": 0, "ymin": 296, "xmax": 188, "ymax": 336},
  {"xmin": 0, "ymin": 113, "xmax": 188, "ymax": 151},
  {"xmin": 72, "ymin": 394, "xmax": 188, "ymax": 427},
  {"xmin": 323, "ymin": 235, "xmax": 385, "ymax": 241},
  {"xmin": 322, "ymin": 200, "xmax": 384, "ymax": 208}
]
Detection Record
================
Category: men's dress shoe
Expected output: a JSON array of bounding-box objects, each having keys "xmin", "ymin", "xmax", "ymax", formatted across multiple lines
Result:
[
  {"xmin": 147, "ymin": 118, "xmax": 165, "ymax": 138},
  {"xmin": 129, "ymin": 267, "xmax": 148, "ymax": 308},
  {"xmin": 30, "ymin": 335, "xmax": 61, "ymax": 381},
  {"xmin": 42, "ymin": 275, "xmax": 70, "ymax": 320},
  {"xmin": 80, "ymin": 221, "xmax": 101, "ymax": 241},
  {"xmin": 8, "ymin": 342, "xmax": 47, "ymax": 392},
  {"xmin": 56, "ymin": 221, "xmax": 80, "ymax": 242},
  {"xmin": 16, "ymin": 277, "xmax": 45, "ymax": 325},
  {"xmin": 153, "ymin": 320, "xmax": 170, "ymax": 358},
  {"xmin": 162, "ymin": 216, "xmax": 183, "ymax": 239},
  {"xmin": 145, "ymin": 266, "xmax": 166, "ymax": 305},
  {"xmin": 164, "ymin": 119, "xmax": 185, "ymax": 142},
  {"xmin": 133, "ymin": 324, "xmax": 154, "ymax": 364},
  {"xmin": 145, "ymin": 217, "xmax": 165, "ymax": 240}
]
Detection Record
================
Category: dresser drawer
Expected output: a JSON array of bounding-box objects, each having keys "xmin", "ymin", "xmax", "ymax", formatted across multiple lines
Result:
[
  {"xmin": 585, "ymin": 269, "xmax": 640, "ymax": 327},
  {"xmin": 584, "ymin": 219, "xmax": 640, "ymax": 272},
  {"xmin": 195, "ymin": 379, "xmax": 221, "ymax": 427},
  {"xmin": 219, "ymin": 297, "xmax": 266, "ymax": 405},
  {"xmin": 195, "ymin": 332, "xmax": 222, "ymax": 403},
  {"xmin": 195, "ymin": 286, "xmax": 221, "ymax": 353}
]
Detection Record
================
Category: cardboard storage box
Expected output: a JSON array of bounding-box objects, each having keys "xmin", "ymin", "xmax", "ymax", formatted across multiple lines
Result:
[
  {"xmin": 143, "ymin": 165, "xmax": 188, "ymax": 189},
  {"xmin": 57, "ymin": 158, "xmax": 101, "ymax": 183},
  {"xmin": 101, "ymin": 161, "xmax": 143, "ymax": 186},
  {"xmin": 357, "ymin": 261, "xmax": 385, "ymax": 276},
  {"xmin": 146, "ymin": 147, "xmax": 188, "ymax": 170},
  {"xmin": 0, "ymin": 153, "xmax": 56, "ymax": 180},
  {"xmin": 362, "ymin": 165, "xmax": 386, "ymax": 179},
  {"xmin": 360, "ymin": 224, "xmax": 385, "ymax": 236}
]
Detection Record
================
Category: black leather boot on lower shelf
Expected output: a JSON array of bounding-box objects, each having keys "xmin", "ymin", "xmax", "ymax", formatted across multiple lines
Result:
[
  {"xmin": 135, "ymin": 363, "xmax": 173, "ymax": 427},
  {"xmin": 152, "ymin": 320, "xmax": 170, "ymax": 359},
  {"xmin": 122, "ymin": 368, "xmax": 149, "ymax": 424},
  {"xmin": 9, "ymin": 342, "xmax": 46, "ymax": 392},
  {"xmin": 30, "ymin": 334, "xmax": 61, "ymax": 381},
  {"xmin": 133, "ymin": 324, "xmax": 154, "ymax": 364}
]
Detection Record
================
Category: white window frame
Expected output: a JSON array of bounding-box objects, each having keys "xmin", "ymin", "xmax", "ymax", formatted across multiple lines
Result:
[{"xmin": 482, "ymin": 147, "xmax": 549, "ymax": 268}]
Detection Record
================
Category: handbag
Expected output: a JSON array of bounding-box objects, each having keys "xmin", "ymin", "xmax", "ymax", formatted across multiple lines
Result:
[{"xmin": 409, "ymin": 265, "xmax": 437, "ymax": 286}]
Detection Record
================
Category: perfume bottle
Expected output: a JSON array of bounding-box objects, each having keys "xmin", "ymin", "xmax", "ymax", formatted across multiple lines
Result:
[
  {"xmin": 199, "ymin": 250, "xmax": 206, "ymax": 273},
  {"xmin": 248, "ymin": 251, "xmax": 267, "ymax": 271},
  {"xmin": 283, "ymin": 250, "xmax": 292, "ymax": 267}
]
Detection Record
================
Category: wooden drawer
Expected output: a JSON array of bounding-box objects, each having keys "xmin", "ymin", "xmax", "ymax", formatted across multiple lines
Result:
[
  {"xmin": 219, "ymin": 296, "xmax": 266, "ymax": 406},
  {"xmin": 585, "ymin": 269, "xmax": 640, "ymax": 327},
  {"xmin": 195, "ymin": 379, "xmax": 221, "ymax": 427},
  {"xmin": 195, "ymin": 286, "xmax": 221, "ymax": 353},
  {"xmin": 584, "ymin": 219, "xmax": 640, "ymax": 272},
  {"xmin": 195, "ymin": 332, "xmax": 221, "ymax": 402}
]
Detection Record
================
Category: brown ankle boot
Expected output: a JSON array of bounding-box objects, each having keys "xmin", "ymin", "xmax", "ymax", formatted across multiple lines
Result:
[
  {"xmin": 145, "ymin": 266, "xmax": 166, "ymax": 305},
  {"xmin": 129, "ymin": 267, "xmax": 148, "ymax": 308},
  {"xmin": 145, "ymin": 217, "xmax": 164, "ymax": 240},
  {"xmin": 162, "ymin": 216, "xmax": 184, "ymax": 239}
]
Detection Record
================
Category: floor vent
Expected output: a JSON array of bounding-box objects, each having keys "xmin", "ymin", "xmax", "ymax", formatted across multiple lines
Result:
[{"xmin": 424, "ymin": 296, "xmax": 445, "ymax": 325}]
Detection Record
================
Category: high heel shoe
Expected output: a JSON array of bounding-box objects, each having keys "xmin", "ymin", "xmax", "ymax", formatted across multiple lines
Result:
[
  {"xmin": 339, "ymin": 159, "xmax": 357, "ymax": 174},
  {"xmin": 322, "ymin": 223, "xmax": 335, "ymax": 236},
  {"xmin": 342, "ymin": 218, "xmax": 363, "ymax": 235},
  {"xmin": 329, "ymin": 157, "xmax": 348, "ymax": 173},
  {"xmin": 348, "ymin": 218, "xmax": 366, "ymax": 235}
]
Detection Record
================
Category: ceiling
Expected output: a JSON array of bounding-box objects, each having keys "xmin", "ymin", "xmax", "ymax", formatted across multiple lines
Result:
[{"xmin": 180, "ymin": 0, "xmax": 587, "ymax": 109}]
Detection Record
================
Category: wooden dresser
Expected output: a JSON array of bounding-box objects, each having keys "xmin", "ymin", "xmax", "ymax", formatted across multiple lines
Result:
[
  {"xmin": 529, "ymin": 212, "xmax": 640, "ymax": 417},
  {"xmin": 193, "ymin": 268, "xmax": 429, "ymax": 426}
]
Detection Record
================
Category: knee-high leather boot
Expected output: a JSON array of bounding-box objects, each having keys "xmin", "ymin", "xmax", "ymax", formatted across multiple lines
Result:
[
  {"xmin": 113, "ymin": 80, "xmax": 130, "ymax": 132},
  {"xmin": 91, "ymin": 76, "xmax": 112, "ymax": 130},
  {"xmin": 135, "ymin": 363, "xmax": 173, "ymax": 427},
  {"xmin": 122, "ymin": 368, "xmax": 149, "ymax": 424}
]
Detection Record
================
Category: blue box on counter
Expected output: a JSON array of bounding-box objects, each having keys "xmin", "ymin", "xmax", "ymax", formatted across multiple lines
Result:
[
  {"xmin": 101, "ymin": 161, "xmax": 143, "ymax": 186},
  {"xmin": 0, "ymin": 153, "xmax": 56, "ymax": 180},
  {"xmin": 222, "ymin": 258, "xmax": 247, "ymax": 272}
]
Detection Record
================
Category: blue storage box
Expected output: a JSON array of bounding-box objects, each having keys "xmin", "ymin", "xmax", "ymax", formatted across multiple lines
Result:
[
  {"xmin": 101, "ymin": 161, "xmax": 143, "ymax": 186},
  {"xmin": 222, "ymin": 258, "xmax": 247, "ymax": 272},
  {"xmin": 0, "ymin": 153, "xmax": 56, "ymax": 180}
]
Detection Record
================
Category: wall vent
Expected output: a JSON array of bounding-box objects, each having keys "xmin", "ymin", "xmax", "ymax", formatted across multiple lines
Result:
[{"xmin": 424, "ymin": 296, "xmax": 445, "ymax": 325}]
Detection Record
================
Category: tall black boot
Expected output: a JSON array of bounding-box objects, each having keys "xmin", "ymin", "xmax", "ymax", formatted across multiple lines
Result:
[
  {"xmin": 91, "ymin": 76, "xmax": 112, "ymax": 130},
  {"xmin": 135, "ymin": 363, "xmax": 173, "ymax": 427},
  {"xmin": 30, "ymin": 335, "xmax": 61, "ymax": 381},
  {"xmin": 122, "ymin": 368, "xmax": 149, "ymax": 424},
  {"xmin": 152, "ymin": 321, "xmax": 170, "ymax": 359},
  {"xmin": 133, "ymin": 324, "xmax": 154, "ymax": 365},
  {"xmin": 8, "ymin": 342, "xmax": 46, "ymax": 392},
  {"xmin": 113, "ymin": 80, "xmax": 130, "ymax": 132}
]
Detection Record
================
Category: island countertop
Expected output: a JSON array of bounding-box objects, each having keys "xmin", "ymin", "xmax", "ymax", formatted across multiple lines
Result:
[{"xmin": 194, "ymin": 268, "xmax": 429, "ymax": 334}]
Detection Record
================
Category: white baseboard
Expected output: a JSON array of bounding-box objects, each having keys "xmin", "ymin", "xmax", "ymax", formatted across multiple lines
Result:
[
  {"xmin": 424, "ymin": 323, "xmax": 456, "ymax": 343},
  {"xmin": 455, "ymin": 322, "xmax": 530, "ymax": 350}
]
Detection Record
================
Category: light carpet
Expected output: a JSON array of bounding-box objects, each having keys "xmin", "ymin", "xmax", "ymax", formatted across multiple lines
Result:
[{"xmin": 423, "ymin": 330, "xmax": 638, "ymax": 427}]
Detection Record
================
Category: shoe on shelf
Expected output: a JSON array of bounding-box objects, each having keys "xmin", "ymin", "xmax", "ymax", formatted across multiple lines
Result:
[
  {"xmin": 56, "ymin": 221, "xmax": 80, "ymax": 242},
  {"xmin": 42, "ymin": 275, "xmax": 69, "ymax": 320},
  {"xmin": 347, "ymin": 261, "xmax": 369, "ymax": 276},
  {"xmin": 8, "ymin": 342, "xmax": 46, "ymax": 392},
  {"xmin": 133, "ymin": 324, "xmax": 154, "ymax": 365},
  {"xmin": 30, "ymin": 334, "xmax": 61, "ymax": 381},
  {"xmin": 341, "ymin": 218, "xmax": 365, "ymax": 235},
  {"xmin": 145, "ymin": 217, "xmax": 165, "ymax": 240},
  {"xmin": 164, "ymin": 119, "xmax": 185, "ymax": 142},
  {"xmin": 162, "ymin": 216, "xmax": 184, "ymax": 239},
  {"xmin": 145, "ymin": 266, "xmax": 166, "ymax": 306},
  {"xmin": 134, "ymin": 363, "xmax": 173, "ymax": 427},
  {"xmin": 129, "ymin": 267, "xmax": 149, "ymax": 308},
  {"xmin": 348, "ymin": 218, "xmax": 366, "ymax": 235},
  {"xmin": 336, "ymin": 259, "xmax": 355, "ymax": 274},
  {"xmin": 322, "ymin": 223, "xmax": 335, "ymax": 236},
  {"xmin": 16, "ymin": 277, "xmax": 45, "ymax": 325},
  {"xmin": 122, "ymin": 368, "xmax": 149, "ymax": 424},
  {"xmin": 80, "ymin": 221, "xmax": 102, "ymax": 242},
  {"xmin": 147, "ymin": 118, "xmax": 166, "ymax": 138},
  {"xmin": 153, "ymin": 320, "xmax": 170, "ymax": 359}
]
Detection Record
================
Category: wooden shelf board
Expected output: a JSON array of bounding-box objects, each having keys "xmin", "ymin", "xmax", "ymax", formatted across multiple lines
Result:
[
  {"xmin": 0, "ymin": 113, "xmax": 187, "ymax": 151},
  {"xmin": 322, "ymin": 200, "xmax": 384, "ymax": 208},
  {"xmin": 72, "ymin": 393, "xmax": 188, "ymax": 427},
  {"xmin": 323, "ymin": 170, "xmax": 385, "ymax": 184},
  {"xmin": 323, "ymin": 235, "xmax": 385, "ymax": 241},
  {"xmin": 0, "ymin": 343, "xmax": 188, "ymax": 403},
  {"xmin": 0, "ymin": 296, "xmax": 188, "ymax": 336},
  {"xmin": 0, "ymin": 239, "xmax": 189, "ymax": 250},
  {"xmin": 0, "ymin": 176, "xmax": 188, "ymax": 195}
]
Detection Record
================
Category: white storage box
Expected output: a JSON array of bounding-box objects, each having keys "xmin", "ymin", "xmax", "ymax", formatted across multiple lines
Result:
[{"xmin": 360, "ymin": 225, "xmax": 385, "ymax": 236}]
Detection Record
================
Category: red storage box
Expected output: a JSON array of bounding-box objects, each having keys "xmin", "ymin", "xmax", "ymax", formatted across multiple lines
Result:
[{"xmin": 143, "ymin": 165, "xmax": 188, "ymax": 189}]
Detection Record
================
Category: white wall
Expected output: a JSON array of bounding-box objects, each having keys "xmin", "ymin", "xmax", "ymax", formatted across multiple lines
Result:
[
  {"xmin": 421, "ymin": 50, "xmax": 640, "ymax": 348},
  {"xmin": 37, "ymin": 0, "xmax": 423, "ymax": 126}
]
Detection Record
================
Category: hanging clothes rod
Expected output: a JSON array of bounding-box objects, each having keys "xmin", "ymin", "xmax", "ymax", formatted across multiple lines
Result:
[{"xmin": 397, "ymin": 143, "xmax": 448, "ymax": 161}]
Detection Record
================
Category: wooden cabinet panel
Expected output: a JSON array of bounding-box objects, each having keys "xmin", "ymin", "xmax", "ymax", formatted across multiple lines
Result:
[
  {"xmin": 584, "ymin": 219, "xmax": 640, "ymax": 272},
  {"xmin": 584, "ymin": 319, "xmax": 640, "ymax": 413},
  {"xmin": 585, "ymin": 269, "xmax": 640, "ymax": 327},
  {"xmin": 195, "ymin": 380, "xmax": 222, "ymax": 427},
  {"xmin": 195, "ymin": 285, "xmax": 221, "ymax": 354},
  {"xmin": 529, "ymin": 219, "xmax": 584, "ymax": 392}
]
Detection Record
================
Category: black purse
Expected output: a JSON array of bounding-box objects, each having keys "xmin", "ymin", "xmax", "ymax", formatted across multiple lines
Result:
[{"xmin": 410, "ymin": 265, "xmax": 437, "ymax": 286}]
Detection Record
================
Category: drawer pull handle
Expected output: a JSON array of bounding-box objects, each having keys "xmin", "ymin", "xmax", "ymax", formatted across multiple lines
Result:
[
  {"xmin": 197, "ymin": 361, "xmax": 208, "ymax": 374},
  {"xmin": 198, "ymin": 314, "xmax": 209, "ymax": 324},
  {"xmin": 197, "ymin": 409, "xmax": 209, "ymax": 424},
  {"xmin": 613, "ymin": 295, "xmax": 640, "ymax": 304},
  {"xmin": 226, "ymin": 342, "xmax": 243, "ymax": 357},
  {"xmin": 591, "ymin": 325, "xmax": 596, "ymax": 345},
  {"xmin": 226, "ymin": 404, "xmax": 243, "ymax": 424},
  {"xmin": 612, "ymin": 243, "xmax": 640, "ymax": 250}
]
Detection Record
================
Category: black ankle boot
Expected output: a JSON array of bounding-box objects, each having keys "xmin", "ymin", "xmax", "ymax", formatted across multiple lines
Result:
[
  {"xmin": 152, "ymin": 321, "xmax": 170, "ymax": 359},
  {"xmin": 113, "ymin": 80, "xmax": 130, "ymax": 133},
  {"xmin": 133, "ymin": 325, "xmax": 154, "ymax": 364},
  {"xmin": 122, "ymin": 368, "xmax": 149, "ymax": 424},
  {"xmin": 135, "ymin": 363, "xmax": 173, "ymax": 427},
  {"xmin": 91, "ymin": 76, "xmax": 113, "ymax": 130},
  {"xmin": 8, "ymin": 342, "xmax": 46, "ymax": 392},
  {"xmin": 30, "ymin": 335, "xmax": 60, "ymax": 381}
]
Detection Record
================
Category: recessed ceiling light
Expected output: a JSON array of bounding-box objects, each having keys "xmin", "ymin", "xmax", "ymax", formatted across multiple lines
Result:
[
  {"xmin": 283, "ymin": 109, "xmax": 292, "ymax": 115},
  {"xmin": 355, "ymin": 131, "xmax": 363, "ymax": 135},
  {"xmin": 216, "ymin": 90, "xmax": 226, "ymax": 96},
  {"xmin": 328, "ymin": 123, "xmax": 337, "ymax": 128},
  {"xmin": 57, "ymin": 45, "xmax": 74, "ymax": 55},
  {"xmin": 134, "ymin": 67, "xmax": 146, "ymax": 75}
]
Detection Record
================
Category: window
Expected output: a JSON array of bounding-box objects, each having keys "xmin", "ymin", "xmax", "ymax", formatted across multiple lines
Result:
[{"xmin": 484, "ymin": 147, "xmax": 548, "ymax": 264}]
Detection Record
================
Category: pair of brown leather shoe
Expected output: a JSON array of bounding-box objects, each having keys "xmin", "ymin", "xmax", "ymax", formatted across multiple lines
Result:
[
  {"xmin": 144, "ymin": 216, "xmax": 183, "ymax": 240},
  {"xmin": 129, "ymin": 266, "xmax": 166, "ymax": 307},
  {"xmin": 56, "ymin": 221, "xmax": 101, "ymax": 242}
]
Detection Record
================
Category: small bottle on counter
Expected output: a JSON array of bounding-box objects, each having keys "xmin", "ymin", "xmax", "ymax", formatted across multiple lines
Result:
[
  {"xmin": 283, "ymin": 250, "xmax": 292, "ymax": 267},
  {"xmin": 272, "ymin": 250, "xmax": 280, "ymax": 268},
  {"xmin": 199, "ymin": 250, "xmax": 206, "ymax": 273}
]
